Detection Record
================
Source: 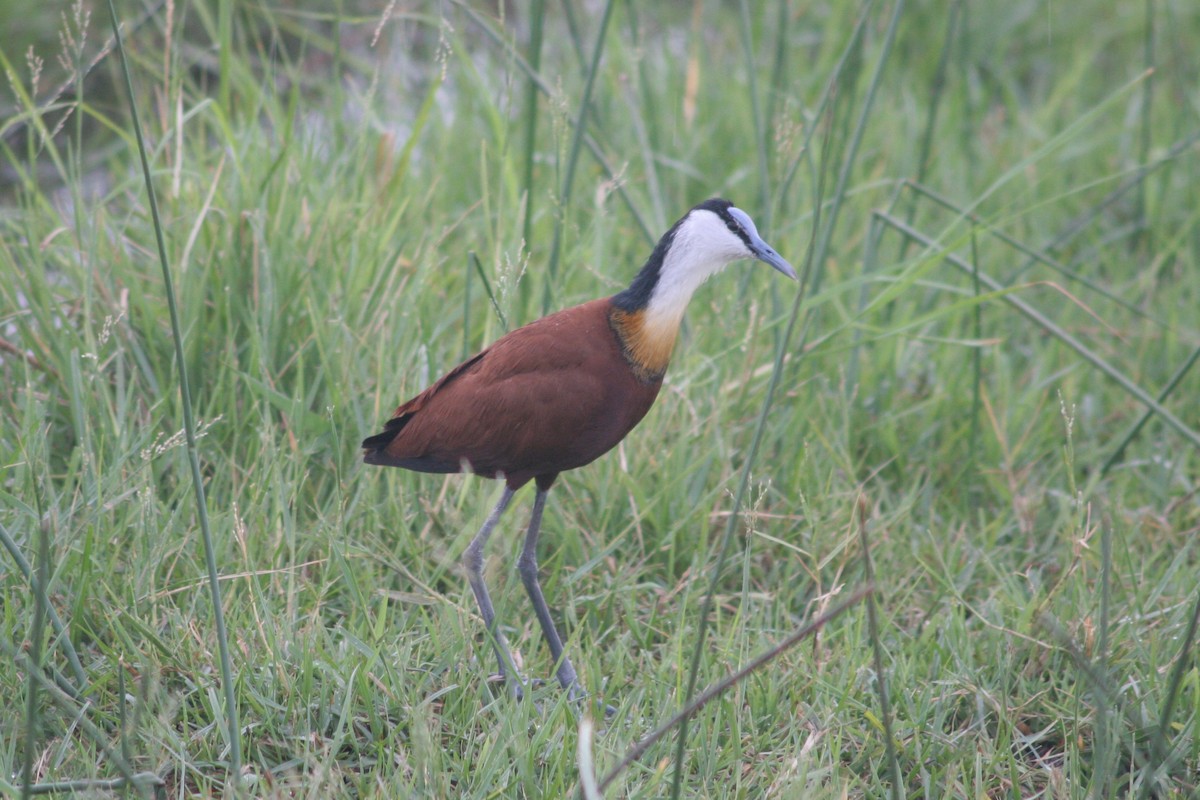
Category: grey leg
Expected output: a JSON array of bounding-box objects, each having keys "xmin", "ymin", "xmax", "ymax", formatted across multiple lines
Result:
[
  {"xmin": 463, "ymin": 486, "xmax": 523, "ymax": 698},
  {"xmin": 516, "ymin": 488, "xmax": 583, "ymax": 699}
]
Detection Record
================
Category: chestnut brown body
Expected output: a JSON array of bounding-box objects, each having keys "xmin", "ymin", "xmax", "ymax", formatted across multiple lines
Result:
[{"xmin": 362, "ymin": 298, "xmax": 663, "ymax": 489}]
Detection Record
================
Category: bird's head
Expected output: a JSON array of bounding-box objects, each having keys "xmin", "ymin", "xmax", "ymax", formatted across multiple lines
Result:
[
  {"xmin": 614, "ymin": 198, "xmax": 796, "ymax": 318},
  {"xmin": 609, "ymin": 199, "xmax": 796, "ymax": 378},
  {"xmin": 674, "ymin": 198, "xmax": 797, "ymax": 281}
]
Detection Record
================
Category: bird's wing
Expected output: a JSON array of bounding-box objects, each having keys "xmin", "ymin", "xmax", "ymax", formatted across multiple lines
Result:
[{"xmin": 365, "ymin": 299, "xmax": 657, "ymax": 482}]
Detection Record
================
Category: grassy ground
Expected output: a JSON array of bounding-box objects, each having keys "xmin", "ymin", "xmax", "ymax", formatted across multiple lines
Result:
[{"xmin": 2, "ymin": 0, "xmax": 1199, "ymax": 797}]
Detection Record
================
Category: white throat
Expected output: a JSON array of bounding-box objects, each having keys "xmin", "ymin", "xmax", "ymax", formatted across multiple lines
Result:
[{"xmin": 644, "ymin": 209, "xmax": 748, "ymax": 332}]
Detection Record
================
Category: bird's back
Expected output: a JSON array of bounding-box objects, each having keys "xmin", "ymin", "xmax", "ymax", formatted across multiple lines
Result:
[{"xmin": 362, "ymin": 298, "xmax": 663, "ymax": 488}]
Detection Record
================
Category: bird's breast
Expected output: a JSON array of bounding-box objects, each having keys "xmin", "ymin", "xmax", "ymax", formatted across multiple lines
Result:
[{"xmin": 607, "ymin": 306, "xmax": 678, "ymax": 382}]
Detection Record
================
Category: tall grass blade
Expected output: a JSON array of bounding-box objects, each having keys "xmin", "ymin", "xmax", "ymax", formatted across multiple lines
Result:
[
  {"xmin": 736, "ymin": 0, "xmax": 770, "ymax": 226},
  {"xmin": 451, "ymin": 0, "xmax": 654, "ymax": 244},
  {"xmin": 810, "ymin": 0, "xmax": 904, "ymax": 298},
  {"xmin": 104, "ymin": 0, "xmax": 242, "ymax": 790},
  {"xmin": 904, "ymin": 181, "xmax": 1159, "ymax": 323},
  {"xmin": 857, "ymin": 498, "xmax": 903, "ymax": 800},
  {"xmin": 600, "ymin": 588, "xmax": 871, "ymax": 797},
  {"xmin": 520, "ymin": 0, "xmax": 547, "ymax": 297},
  {"xmin": 470, "ymin": 251, "xmax": 509, "ymax": 331},
  {"xmin": 218, "ymin": 0, "xmax": 233, "ymax": 112},
  {"xmin": 847, "ymin": 179, "xmax": 906, "ymax": 391},
  {"xmin": 875, "ymin": 211, "xmax": 1200, "ymax": 452},
  {"xmin": 1132, "ymin": 0, "xmax": 1155, "ymax": 253},
  {"xmin": 1100, "ymin": 343, "xmax": 1200, "ymax": 475},
  {"xmin": 2, "ymin": 638, "xmax": 157, "ymax": 795},
  {"xmin": 1140, "ymin": 588, "xmax": 1200, "ymax": 800},
  {"xmin": 1011, "ymin": 126, "xmax": 1200, "ymax": 281},
  {"xmin": 0, "ymin": 521, "xmax": 87, "ymax": 692},
  {"xmin": 967, "ymin": 224, "xmax": 983, "ymax": 500},
  {"xmin": 777, "ymin": 5, "xmax": 872, "ymax": 211},
  {"xmin": 895, "ymin": 0, "xmax": 961, "ymax": 262},
  {"xmin": 1093, "ymin": 512, "xmax": 1113, "ymax": 800},
  {"xmin": 543, "ymin": 0, "xmax": 617, "ymax": 314},
  {"xmin": 672, "ymin": 4, "xmax": 903, "ymax": 795},
  {"xmin": 765, "ymin": 0, "xmax": 791, "ymax": 155},
  {"xmin": 20, "ymin": 519, "xmax": 50, "ymax": 800}
]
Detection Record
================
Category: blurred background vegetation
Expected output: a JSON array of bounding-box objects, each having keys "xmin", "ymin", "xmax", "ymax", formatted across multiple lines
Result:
[{"xmin": 1, "ymin": 0, "xmax": 1198, "ymax": 797}]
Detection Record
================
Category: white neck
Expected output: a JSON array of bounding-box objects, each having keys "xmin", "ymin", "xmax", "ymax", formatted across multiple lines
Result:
[{"xmin": 643, "ymin": 210, "xmax": 742, "ymax": 334}]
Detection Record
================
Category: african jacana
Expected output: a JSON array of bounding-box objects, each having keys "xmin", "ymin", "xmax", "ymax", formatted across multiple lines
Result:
[{"xmin": 363, "ymin": 198, "xmax": 795, "ymax": 702}]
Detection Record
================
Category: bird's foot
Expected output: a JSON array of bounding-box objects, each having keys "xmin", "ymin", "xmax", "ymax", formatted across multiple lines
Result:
[
  {"xmin": 485, "ymin": 672, "xmax": 528, "ymax": 702},
  {"xmin": 563, "ymin": 680, "xmax": 617, "ymax": 719}
]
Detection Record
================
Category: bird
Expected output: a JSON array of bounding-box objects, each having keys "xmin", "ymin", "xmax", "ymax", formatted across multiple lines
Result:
[{"xmin": 363, "ymin": 198, "xmax": 795, "ymax": 703}]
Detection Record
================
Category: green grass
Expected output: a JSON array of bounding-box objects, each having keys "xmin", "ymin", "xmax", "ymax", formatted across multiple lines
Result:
[{"xmin": 2, "ymin": 0, "xmax": 1199, "ymax": 797}]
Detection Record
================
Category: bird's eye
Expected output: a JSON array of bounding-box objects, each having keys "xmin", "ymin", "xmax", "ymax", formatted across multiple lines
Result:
[{"xmin": 726, "ymin": 219, "xmax": 740, "ymax": 234}]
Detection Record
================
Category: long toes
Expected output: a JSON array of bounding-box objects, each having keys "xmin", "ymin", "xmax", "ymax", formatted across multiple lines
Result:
[
  {"xmin": 563, "ymin": 682, "xmax": 616, "ymax": 718},
  {"xmin": 486, "ymin": 673, "xmax": 525, "ymax": 701}
]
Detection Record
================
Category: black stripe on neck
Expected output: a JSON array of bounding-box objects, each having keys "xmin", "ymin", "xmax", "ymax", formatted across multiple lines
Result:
[
  {"xmin": 611, "ymin": 198, "xmax": 733, "ymax": 312},
  {"xmin": 611, "ymin": 227, "xmax": 675, "ymax": 312}
]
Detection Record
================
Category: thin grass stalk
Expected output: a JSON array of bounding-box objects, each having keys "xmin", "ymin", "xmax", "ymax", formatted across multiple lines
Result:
[
  {"xmin": 894, "ymin": 0, "xmax": 961, "ymax": 262},
  {"xmin": 967, "ymin": 224, "xmax": 983, "ymax": 502},
  {"xmin": 765, "ymin": 0, "xmax": 790, "ymax": 154},
  {"xmin": 1009, "ymin": 123, "xmax": 1200, "ymax": 283},
  {"xmin": 857, "ymin": 497, "xmax": 903, "ymax": 800},
  {"xmin": 624, "ymin": 4, "xmax": 665, "ymax": 231},
  {"xmin": 776, "ymin": 3, "xmax": 873, "ymax": 229},
  {"xmin": 1038, "ymin": 614, "xmax": 1161, "ymax": 789},
  {"xmin": 470, "ymin": 251, "xmax": 509, "ymax": 330},
  {"xmin": 846, "ymin": 179, "xmax": 906, "ymax": 392},
  {"xmin": 332, "ymin": 0, "xmax": 345, "ymax": 109},
  {"xmin": 520, "ymin": 0, "xmax": 547, "ymax": 305},
  {"xmin": 0, "ymin": 520, "xmax": 87, "ymax": 691},
  {"xmin": 65, "ymin": 4, "xmax": 90, "ymax": 362},
  {"xmin": 1100, "ymin": 343, "xmax": 1200, "ymax": 475},
  {"xmin": 809, "ymin": 0, "xmax": 904, "ymax": 299},
  {"xmin": 577, "ymin": 718, "xmax": 601, "ymax": 800},
  {"xmin": 1140, "ymin": 588, "xmax": 1200, "ymax": 800},
  {"xmin": 560, "ymin": 0, "xmax": 587, "ymax": 74},
  {"xmin": 218, "ymin": 0, "xmax": 232, "ymax": 112},
  {"xmin": 543, "ymin": 0, "xmax": 617, "ymax": 314},
  {"xmin": 462, "ymin": 252, "xmax": 473, "ymax": 361},
  {"xmin": 105, "ymin": 0, "xmax": 242, "ymax": 788},
  {"xmin": 601, "ymin": 588, "xmax": 871, "ymax": 797},
  {"xmin": 1093, "ymin": 512, "xmax": 1113, "ymax": 800},
  {"xmin": 451, "ymin": 0, "xmax": 653, "ymax": 244},
  {"xmin": 668, "ymin": 193, "xmax": 818, "ymax": 800},
  {"xmin": 736, "ymin": 0, "xmax": 770, "ymax": 228},
  {"xmin": 20, "ymin": 520, "xmax": 50, "ymax": 800},
  {"xmin": 904, "ymin": 181, "xmax": 1159, "ymax": 323},
  {"xmin": 1, "ymin": 639, "xmax": 154, "ymax": 795},
  {"xmin": 1133, "ymin": 0, "xmax": 1155, "ymax": 253},
  {"xmin": 671, "ymin": 5, "xmax": 903, "ymax": 792},
  {"xmin": 874, "ymin": 211, "xmax": 1200, "ymax": 452},
  {"xmin": 794, "ymin": 0, "xmax": 900, "ymax": 378},
  {"xmin": 805, "ymin": 52, "xmax": 863, "ymax": 305},
  {"xmin": 664, "ymin": 2, "xmax": 898, "ymax": 768}
]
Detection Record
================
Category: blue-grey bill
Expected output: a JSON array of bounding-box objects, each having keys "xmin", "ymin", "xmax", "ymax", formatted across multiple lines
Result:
[
  {"xmin": 728, "ymin": 205, "xmax": 797, "ymax": 280},
  {"xmin": 751, "ymin": 239, "xmax": 797, "ymax": 280}
]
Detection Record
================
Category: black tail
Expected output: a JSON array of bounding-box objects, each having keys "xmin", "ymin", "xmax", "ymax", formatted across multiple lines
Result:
[{"xmin": 361, "ymin": 415, "xmax": 410, "ymax": 460}]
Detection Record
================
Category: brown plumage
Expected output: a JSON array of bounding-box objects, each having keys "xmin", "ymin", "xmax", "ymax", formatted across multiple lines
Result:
[
  {"xmin": 363, "ymin": 299, "xmax": 662, "ymax": 488},
  {"xmin": 363, "ymin": 198, "xmax": 795, "ymax": 703}
]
